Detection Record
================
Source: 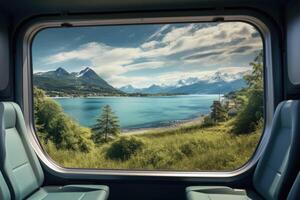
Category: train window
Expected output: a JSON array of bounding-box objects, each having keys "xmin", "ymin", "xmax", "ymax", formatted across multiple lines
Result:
[{"xmin": 32, "ymin": 21, "xmax": 264, "ymax": 171}]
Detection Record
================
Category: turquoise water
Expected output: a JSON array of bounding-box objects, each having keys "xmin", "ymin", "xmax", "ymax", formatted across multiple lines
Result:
[{"xmin": 54, "ymin": 95, "xmax": 219, "ymax": 130}]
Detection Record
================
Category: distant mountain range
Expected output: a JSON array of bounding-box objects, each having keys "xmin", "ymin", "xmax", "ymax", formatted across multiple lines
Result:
[
  {"xmin": 33, "ymin": 67, "xmax": 123, "ymax": 96},
  {"xmin": 34, "ymin": 67, "xmax": 249, "ymax": 96},
  {"xmin": 119, "ymin": 71, "xmax": 249, "ymax": 94}
]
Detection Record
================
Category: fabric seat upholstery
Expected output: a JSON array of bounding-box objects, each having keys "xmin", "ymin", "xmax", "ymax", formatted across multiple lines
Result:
[
  {"xmin": 287, "ymin": 172, "xmax": 300, "ymax": 200},
  {"xmin": 0, "ymin": 171, "xmax": 10, "ymax": 200},
  {"xmin": 0, "ymin": 102, "xmax": 109, "ymax": 200},
  {"xmin": 186, "ymin": 186, "xmax": 262, "ymax": 200},
  {"xmin": 186, "ymin": 100, "xmax": 300, "ymax": 200},
  {"xmin": 27, "ymin": 185, "xmax": 109, "ymax": 200}
]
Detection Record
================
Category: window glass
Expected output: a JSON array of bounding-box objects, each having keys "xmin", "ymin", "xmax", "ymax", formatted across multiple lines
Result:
[{"xmin": 32, "ymin": 22, "xmax": 264, "ymax": 171}]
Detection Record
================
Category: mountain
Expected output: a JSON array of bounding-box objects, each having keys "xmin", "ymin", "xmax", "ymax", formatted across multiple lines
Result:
[
  {"xmin": 168, "ymin": 71, "xmax": 248, "ymax": 94},
  {"xmin": 39, "ymin": 67, "xmax": 70, "ymax": 77},
  {"xmin": 35, "ymin": 67, "xmax": 248, "ymax": 96},
  {"xmin": 119, "ymin": 70, "xmax": 248, "ymax": 94},
  {"xmin": 33, "ymin": 67, "xmax": 123, "ymax": 96},
  {"xmin": 206, "ymin": 71, "xmax": 248, "ymax": 83},
  {"xmin": 169, "ymin": 79, "xmax": 246, "ymax": 94},
  {"xmin": 142, "ymin": 84, "xmax": 174, "ymax": 94},
  {"xmin": 119, "ymin": 85, "xmax": 141, "ymax": 93},
  {"xmin": 119, "ymin": 84, "xmax": 174, "ymax": 94}
]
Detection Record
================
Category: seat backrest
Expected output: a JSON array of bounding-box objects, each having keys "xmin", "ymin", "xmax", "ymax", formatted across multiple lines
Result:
[
  {"xmin": 0, "ymin": 102, "xmax": 44, "ymax": 200},
  {"xmin": 253, "ymin": 100, "xmax": 300, "ymax": 200},
  {"xmin": 288, "ymin": 172, "xmax": 300, "ymax": 200}
]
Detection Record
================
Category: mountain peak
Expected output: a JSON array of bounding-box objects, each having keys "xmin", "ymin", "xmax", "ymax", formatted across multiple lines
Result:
[
  {"xmin": 77, "ymin": 67, "xmax": 97, "ymax": 78},
  {"xmin": 54, "ymin": 67, "xmax": 69, "ymax": 76},
  {"xmin": 120, "ymin": 85, "xmax": 134, "ymax": 89},
  {"xmin": 208, "ymin": 70, "xmax": 250, "ymax": 83},
  {"xmin": 176, "ymin": 77, "xmax": 199, "ymax": 87},
  {"xmin": 33, "ymin": 67, "xmax": 122, "ymax": 95},
  {"xmin": 80, "ymin": 67, "xmax": 92, "ymax": 73}
]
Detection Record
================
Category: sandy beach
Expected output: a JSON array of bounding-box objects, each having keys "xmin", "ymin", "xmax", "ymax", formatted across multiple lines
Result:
[{"xmin": 122, "ymin": 115, "xmax": 205, "ymax": 135}]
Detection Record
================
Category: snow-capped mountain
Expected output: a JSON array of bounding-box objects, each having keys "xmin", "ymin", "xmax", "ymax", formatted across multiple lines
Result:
[
  {"xmin": 75, "ymin": 67, "xmax": 91, "ymax": 77},
  {"xmin": 35, "ymin": 67, "xmax": 249, "ymax": 95},
  {"xmin": 33, "ymin": 67, "xmax": 122, "ymax": 95},
  {"xmin": 36, "ymin": 67, "xmax": 70, "ymax": 77},
  {"xmin": 175, "ymin": 77, "xmax": 200, "ymax": 87},
  {"xmin": 172, "ymin": 70, "xmax": 250, "ymax": 87},
  {"xmin": 119, "ymin": 70, "xmax": 250, "ymax": 94},
  {"xmin": 207, "ymin": 71, "xmax": 250, "ymax": 83},
  {"xmin": 119, "ymin": 85, "xmax": 142, "ymax": 93}
]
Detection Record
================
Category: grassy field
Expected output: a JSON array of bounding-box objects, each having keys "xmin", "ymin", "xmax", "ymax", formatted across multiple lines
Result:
[{"xmin": 42, "ymin": 118, "xmax": 262, "ymax": 171}]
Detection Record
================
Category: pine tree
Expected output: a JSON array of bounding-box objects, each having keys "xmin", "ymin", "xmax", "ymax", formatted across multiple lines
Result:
[
  {"xmin": 210, "ymin": 100, "xmax": 227, "ymax": 122},
  {"xmin": 92, "ymin": 105, "xmax": 120, "ymax": 143}
]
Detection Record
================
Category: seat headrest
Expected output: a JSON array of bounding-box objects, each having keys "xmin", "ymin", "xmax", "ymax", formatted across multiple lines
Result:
[{"xmin": 0, "ymin": 102, "xmax": 17, "ymax": 129}]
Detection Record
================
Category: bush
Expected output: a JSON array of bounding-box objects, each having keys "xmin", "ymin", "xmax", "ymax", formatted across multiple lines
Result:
[
  {"xmin": 34, "ymin": 87, "xmax": 94, "ymax": 153},
  {"xmin": 180, "ymin": 142, "xmax": 198, "ymax": 156},
  {"xmin": 232, "ymin": 89, "xmax": 263, "ymax": 134},
  {"xmin": 201, "ymin": 116, "xmax": 215, "ymax": 127},
  {"xmin": 106, "ymin": 136, "xmax": 144, "ymax": 161}
]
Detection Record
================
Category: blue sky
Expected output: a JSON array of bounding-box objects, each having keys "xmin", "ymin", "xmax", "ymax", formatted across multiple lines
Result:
[{"xmin": 32, "ymin": 22, "xmax": 262, "ymax": 88}]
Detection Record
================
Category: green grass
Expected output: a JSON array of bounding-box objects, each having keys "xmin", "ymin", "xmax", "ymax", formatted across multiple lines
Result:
[{"xmin": 42, "ymin": 119, "xmax": 262, "ymax": 171}]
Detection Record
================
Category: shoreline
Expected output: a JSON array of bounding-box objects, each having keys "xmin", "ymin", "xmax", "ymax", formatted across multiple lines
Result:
[
  {"xmin": 51, "ymin": 94, "xmax": 222, "ymax": 99},
  {"xmin": 122, "ymin": 115, "xmax": 205, "ymax": 135}
]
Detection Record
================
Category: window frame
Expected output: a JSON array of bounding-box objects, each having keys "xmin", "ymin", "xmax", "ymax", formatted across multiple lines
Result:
[{"xmin": 17, "ymin": 9, "xmax": 281, "ymax": 181}]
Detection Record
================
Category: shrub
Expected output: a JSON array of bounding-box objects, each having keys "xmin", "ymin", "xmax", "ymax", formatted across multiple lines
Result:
[
  {"xmin": 201, "ymin": 116, "xmax": 215, "ymax": 128},
  {"xmin": 34, "ymin": 87, "xmax": 94, "ymax": 153},
  {"xmin": 180, "ymin": 142, "xmax": 197, "ymax": 156},
  {"xmin": 232, "ymin": 89, "xmax": 263, "ymax": 134},
  {"xmin": 106, "ymin": 136, "xmax": 144, "ymax": 161}
]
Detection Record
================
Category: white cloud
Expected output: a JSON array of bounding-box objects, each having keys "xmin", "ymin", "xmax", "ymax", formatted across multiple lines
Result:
[
  {"xmin": 141, "ymin": 41, "xmax": 159, "ymax": 49},
  {"xmin": 43, "ymin": 22, "xmax": 262, "ymax": 87},
  {"xmin": 138, "ymin": 22, "xmax": 261, "ymax": 60},
  {"xmin": 46, "ymin": 42, "xmax": 141, "ymax": 78},
  {"xmin": 124, "ymin": 61, "xmax": 166, "ymax": 71},
  {"xmin": 108, "ymin": 75, "xmax": 153, "ymax": 88},
  {"xmin": 161, "ymin": 24, "xmax": 195, "ymax": 43},
  {"xmin": 46, "ymin": 42, "xmax": 107, "ymax": 64},
  {"xmin": 146, "ymin": 24, "xmax": 170, "ymax": 41}
]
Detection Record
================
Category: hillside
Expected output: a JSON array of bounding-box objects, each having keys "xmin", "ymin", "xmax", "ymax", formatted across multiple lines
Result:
[
  {"xmin": 43, "ymin": 119, "xmax": 261, "ymax": 170},
  {"xmin": 33, "ymin": 67, "xmax": 123, "ymax": 96}
]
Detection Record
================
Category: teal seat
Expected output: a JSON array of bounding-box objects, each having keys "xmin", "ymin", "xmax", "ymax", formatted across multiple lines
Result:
[
  {"xmin": 186, "ymin": 186, "xmax": 262, "ymax": 200},
  {"xmin": 186, "ymin": 100, "xmax": 300, "ymax": 200},
  {"xmin": 0, "ymin": 102, "xmax": 109, "ymax": 200},
  {"xmin": 0, "ymin": 171, "xmax": 10, "ymax": 200},
  {"xmin": 287, "ymin": 172, "xmax": 300, "ymax": 200}
]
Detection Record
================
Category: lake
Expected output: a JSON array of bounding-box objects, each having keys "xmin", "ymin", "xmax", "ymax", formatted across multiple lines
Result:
[{"xmin": 54, "ymin": 95, "xmax": 220, "ymax": 130}]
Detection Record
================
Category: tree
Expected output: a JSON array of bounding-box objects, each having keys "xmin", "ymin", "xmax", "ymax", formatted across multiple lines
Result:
[
  {"xmin": 92, "ymin": 105, "xmax": 120, "ymax": 143},
  {"xmin": 244, "ymin": 51, "xmax": 263, "ymax": 90},
  {"xmin": 232, "ymin": 51, "xmax": 264, "ymax": 134},
  {"xmin": 33, "ymin": 87, "xmax": 93, "ymax": 152},
  {"xmin": 210, "ymin": 100, "xmax": 227, "ymax": 123}
]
